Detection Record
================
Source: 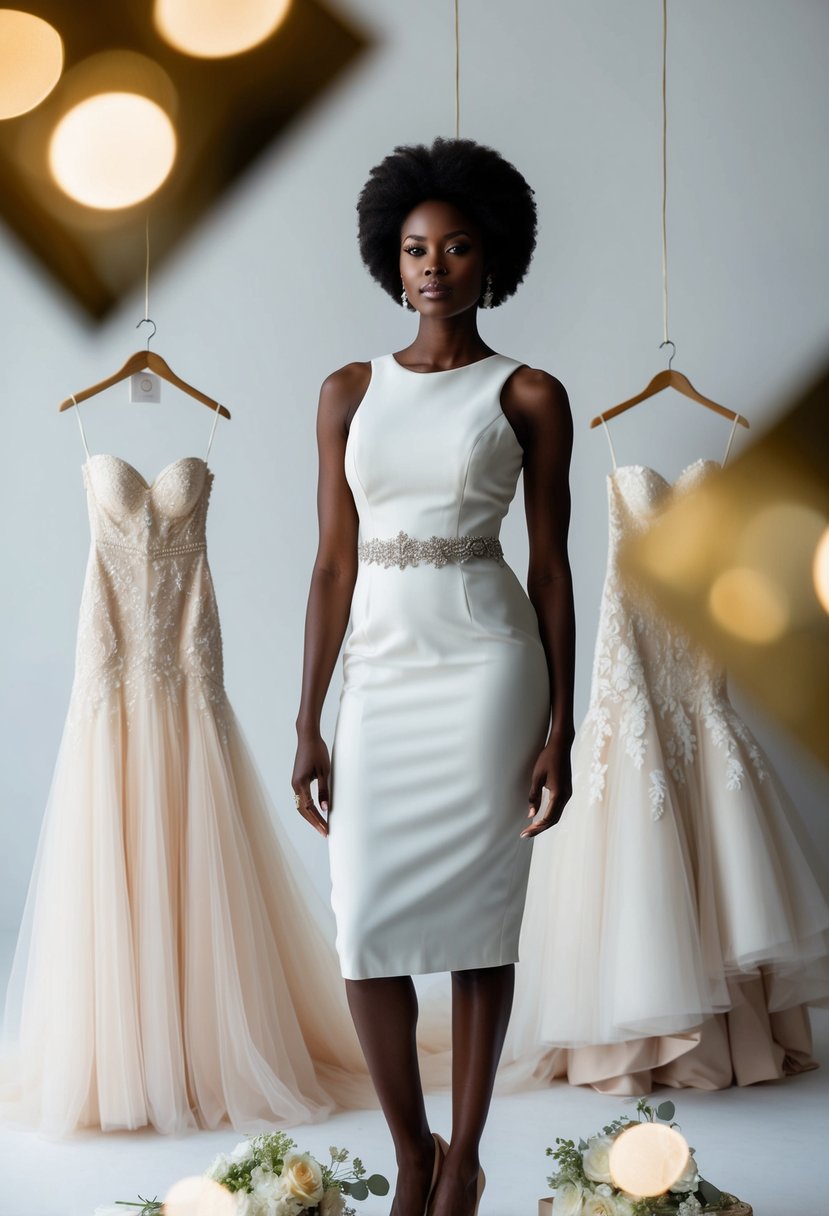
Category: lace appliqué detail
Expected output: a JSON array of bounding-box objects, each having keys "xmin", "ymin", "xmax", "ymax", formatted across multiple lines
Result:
[
  {"xmin": 68, "ymin": 461, "xmax": 229, "ymax": 741},
  {"xmin": 359, "ymin": 529, "xmax": 505, "ymax": 569},
  {"xmin": 587, "ymin": 473, "xmax": 768, "ymax": 803}
]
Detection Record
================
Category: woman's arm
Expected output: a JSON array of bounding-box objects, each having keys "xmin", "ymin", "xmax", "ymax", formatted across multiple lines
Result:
[
  {"xmin": 291, "ymin": 361, "xmax": 370, "ymax": 836},
  {"xmin": 502, "ymin": 366, "xmax": 576, "ymax": 836}
]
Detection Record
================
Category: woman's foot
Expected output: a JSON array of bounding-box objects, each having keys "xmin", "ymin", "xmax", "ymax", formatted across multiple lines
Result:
[
  {"xmin": 427, "ymin": 1148, "xmax": 484, "ymax": 1216},
  {"xmin": 390, "ymin": 1133, "xmax": 442, "ymax": 1216}
]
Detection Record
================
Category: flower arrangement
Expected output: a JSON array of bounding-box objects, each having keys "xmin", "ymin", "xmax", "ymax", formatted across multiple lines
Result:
[
  {"xmin": 116, "ymin": 1132, "xmax": 389, "ymax": 1216},
  {"xmin": 545, "ymin": 1099, "xmax": 749, "ymax": 1216}
]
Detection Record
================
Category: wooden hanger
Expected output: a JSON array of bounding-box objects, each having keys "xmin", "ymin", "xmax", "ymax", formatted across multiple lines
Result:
[
  {"xmin": 59, "ymin": 321, "xmax": 231, "ymax": 419},
  {"xmin": 589, "ymin": 343, "xmax": 748, "ymax": 431}
]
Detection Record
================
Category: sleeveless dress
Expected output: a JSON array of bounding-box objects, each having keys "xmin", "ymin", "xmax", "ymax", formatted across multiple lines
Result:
[
  {"xmin": 327, "ymin": 352, "xmax": 551, "ymax": 980},
  {"xmin": 505, "ymin": 422, "xmax": 829, "ymax": 1092},
  {"xmin": 1, "ymin": 402, "xmax": 367, "ymax": 1136}
]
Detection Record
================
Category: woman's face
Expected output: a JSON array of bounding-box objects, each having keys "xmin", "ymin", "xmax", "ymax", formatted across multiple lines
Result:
[{"xmin": 399, "ymin": 198, "xmax": 488, "ymax": 317}]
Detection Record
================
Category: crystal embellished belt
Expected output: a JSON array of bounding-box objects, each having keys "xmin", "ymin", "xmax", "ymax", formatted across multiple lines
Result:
[{"xmin": 358, "ymin": 530, "xmax": 505, "ymax": 570}]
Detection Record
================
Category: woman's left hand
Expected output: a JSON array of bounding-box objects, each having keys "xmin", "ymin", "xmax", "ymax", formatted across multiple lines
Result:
[{"xmin": 520, "ymin": 737, "xmax": 573, "ymax": 838}]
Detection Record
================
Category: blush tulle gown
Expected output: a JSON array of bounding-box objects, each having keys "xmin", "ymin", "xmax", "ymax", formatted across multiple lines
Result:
[
  {"xmin": 1, "ymin": 405, "xmax": 366, "ymax": 1136},
  {"xmin": 504, "ymin": 422, "xmax": 829, "ymax": 1093}
]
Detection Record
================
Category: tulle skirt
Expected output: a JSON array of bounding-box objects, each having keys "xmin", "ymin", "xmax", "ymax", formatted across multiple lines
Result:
[
  {"xmin": 1, "ymin": 676, "xmax": 368, "ymax": 1136},
  {"xmin": 502, "ymin": 702, "xmax": 829, "ymax": 1093}
]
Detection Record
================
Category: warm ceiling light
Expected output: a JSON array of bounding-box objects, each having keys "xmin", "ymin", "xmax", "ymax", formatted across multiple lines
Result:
[
  {"xmin": 708, "ymin": 566, "xmax": 789, "ymax": 645},
  {"xmin": 813, "ymin": 527, "xmax": 829, "ymax": 616},
  {"xmin": 0, "ymin": 10, "xmax": 63, "ymax": 119},
  {"xmin": 609, "ymin": 1123, "xmax": 690, "ymax": 1198},
  {"xmin": 154, "ymin": 0, "xmax": 291, "ymax": 59},
  {"xmin": 48, "ymin": 92, "xmax": 177, "ymax": 210}
]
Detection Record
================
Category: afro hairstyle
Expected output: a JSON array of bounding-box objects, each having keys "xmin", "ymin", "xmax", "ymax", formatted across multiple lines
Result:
[{"xmin": 356, "ymin": 136, "xmax": 537, "ymax": 309}]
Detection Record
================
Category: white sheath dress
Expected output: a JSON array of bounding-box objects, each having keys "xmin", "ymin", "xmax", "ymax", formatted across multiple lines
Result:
[{"xmin": 328, "ymin": 352, "xmax": 551, "ymax": 980}]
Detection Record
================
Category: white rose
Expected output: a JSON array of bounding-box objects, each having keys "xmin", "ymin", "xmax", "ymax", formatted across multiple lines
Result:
[
  {"xmin": 669, "ymin": 1153, "xmax": 700, "ymax": 1194},
  {"xmin": 248, "ymin": 1166, "xmax": 303, "ymax": 1216},
  {"xmin": 554, "ymin": 1181, "xmax": 585, "ymax": 1216},
  {"xmin": 582, "ymin": 1136, "xmax": 615, "ymax": 1184},
  {"xmin": 584, "ymin": 1195, "xmax": 633, "ymax": 1216},
  {"xmin": 319, "ymin": 1188, "xmax": 347, "ymax": 1216},
  {"xmin": 281, "ymin": 1152, "xmax": 325, "ymax": 1206},
  {"xmin": 206, "ymin": 1153, "xmax": 231, "ymax": 1181}
]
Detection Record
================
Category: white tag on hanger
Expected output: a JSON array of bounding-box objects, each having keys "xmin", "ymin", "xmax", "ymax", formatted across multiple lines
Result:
[{"xmin": 130, "ymin": 372, "xmax": 161, "ymax": 403}]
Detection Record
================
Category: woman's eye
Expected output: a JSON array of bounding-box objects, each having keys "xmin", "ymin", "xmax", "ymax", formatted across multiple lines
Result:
[
  {"xmin": 404, "ymin": 246, "xmax": 425, "ymax": 256},
  {"xmin": 448, "ymin": 244, "xmax": 470, "ymax": 254}
]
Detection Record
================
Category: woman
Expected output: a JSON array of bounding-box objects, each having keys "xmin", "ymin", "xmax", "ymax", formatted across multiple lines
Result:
[{"xmin": 292, "ymin": 136, "xmax": 575, "ymax": 1216}]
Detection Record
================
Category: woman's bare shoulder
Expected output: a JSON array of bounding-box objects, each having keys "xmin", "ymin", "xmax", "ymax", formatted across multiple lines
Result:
[{"xmin": 318, "ymin": 360, "xmax": 373, "ymax": 431}]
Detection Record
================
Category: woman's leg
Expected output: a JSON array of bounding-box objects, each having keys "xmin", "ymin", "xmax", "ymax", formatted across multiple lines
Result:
[
  {"xmin": 345, "ymin": 976, "xmax": 437, "ymax": 1216},
  {"xmin": 429, "ymin": 963, "xmax": 515, "ymax": 1216}
]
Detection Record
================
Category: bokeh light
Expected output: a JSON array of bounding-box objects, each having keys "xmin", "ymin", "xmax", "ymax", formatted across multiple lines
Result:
[
  {"xmin": 814, "ymin": 527, "xmax": 829, "ymax": 616},
  {"xmin": 48, "ymin": 92, "xmax": 177, "ymax": 209},
  {"xmin": 609, "ymin": 1123, "xmax": 690, "ymax": 1198},
  {"xmin": 708, "ymin": 566, "xmax": 789, "ymax": 644},
  {"xmin": 0, "ymin": 10, "xmax": 63, "ymax": 119},
  {"xmin": 164, "ymin": 1175, "xmax": 236, "ymax": 1216},
  {"xmin": 154, "ymin": 0, "xmax": 292, "ymax": 58}
]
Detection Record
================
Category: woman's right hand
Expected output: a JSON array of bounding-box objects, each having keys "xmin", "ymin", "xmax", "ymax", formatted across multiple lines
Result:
[{"xmin": 291, "ymin": 728, "xmax": 331, "ymax": 837}]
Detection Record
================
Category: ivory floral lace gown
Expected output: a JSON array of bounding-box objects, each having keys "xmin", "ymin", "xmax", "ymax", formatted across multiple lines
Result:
[
  {"xmin": 506, "ymin": 422, "xmax": 829, "ymax": 1093},
  {"xmin": 1, "ymin": 403, "xmax": 365, "ymax": 1136}
]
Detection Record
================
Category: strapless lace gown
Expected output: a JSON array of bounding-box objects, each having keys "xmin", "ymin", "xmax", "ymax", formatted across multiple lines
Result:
[
  {"xmin": 2, "ymin": 443, "xmax": 365, "ymax": 1136},
  {"xmin": 506, "ymin": 457, "xmax": 829, "ymax": 1092}
]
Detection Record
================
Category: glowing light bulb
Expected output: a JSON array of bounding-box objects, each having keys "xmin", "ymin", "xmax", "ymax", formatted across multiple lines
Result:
[
  {"xmin": 164, "ymin": 1176, "xmax": 236, "ymax": 1216},
  {"xmin": 154, "ymin": 0, "xmax": 291, "ymax": 59},
  {"xmin": 814, "ymin": 527, "xmax": 829, "ymax": 616},
  {"xmin": 609, "ymin": 1123, "xmax": 691, "ymax": 1198},
  {"xmin": 708, "ymin": 566, "xmax": 789, "ymax": 645},
  {"xmin": 49, "ymin": 92, "xmax": 176, "ymax": 210},
  {"xmin": 0, "ymin": 10, "xmax": 63, "ymax": 119}
]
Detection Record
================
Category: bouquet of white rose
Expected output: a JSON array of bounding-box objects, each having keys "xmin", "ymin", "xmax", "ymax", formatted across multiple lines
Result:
[
  {"xmin": 115, "ymin": 1131, "xmax": 389, "ymax": 1216},
  {"xmin": 544, "ymin": 1099, "xmax": 749, "ymax": 1216}
]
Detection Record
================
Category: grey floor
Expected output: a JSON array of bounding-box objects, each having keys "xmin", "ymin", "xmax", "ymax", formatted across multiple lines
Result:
[{"xmin": 0, "ymin": 931, "xmax": 825, "ymax": 1216}]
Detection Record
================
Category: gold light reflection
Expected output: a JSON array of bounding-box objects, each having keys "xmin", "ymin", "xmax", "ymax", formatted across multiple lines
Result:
[
  {"xmin": 814, "ymin": 527, "xmax": 829, "ymax": 616},
  {"xmin": 0, "ymin": 10, "xmax": 63, "ymax": 119},
  {"xmin": 709, "ymin": 566, "xmax": 789, "ymax": 644},
  {"xmin": 48, "ymin": 92, "xmax": 177, "ymax": 209},
  {"xmin": 164, "ymin": 1175, "xmax": 236, "ymax": 1216},
  {"xmin": 609, "ymin": 1123, "xmax": 690, "ymax": 1198},
  {"xmin": 154, "ymin": 0, "xmax": 292, "ymax": 59}
]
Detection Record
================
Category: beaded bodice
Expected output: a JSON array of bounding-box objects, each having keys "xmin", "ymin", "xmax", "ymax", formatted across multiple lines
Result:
[
  {"xmin": 587, "ymin": 459, "xmax": 767, "ymax": 812},
  {"xmin": 72, "ymin": 454, "xmax": 225, "ymax": 728}
]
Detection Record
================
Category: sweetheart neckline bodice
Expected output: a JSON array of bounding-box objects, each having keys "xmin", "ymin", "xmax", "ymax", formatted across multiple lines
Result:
[
  {"xmin": 84, "ymin": 453, "xmax": 210, "ymax": 492},
  {"xmin": 609, "ymin": 457, "xmax": 721, "ymax": 489}
]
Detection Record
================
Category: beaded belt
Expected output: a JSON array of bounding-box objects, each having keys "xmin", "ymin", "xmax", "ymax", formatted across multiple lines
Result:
[{"xmin": 358, "ymin": 529, "xmax": 505, "ymax": 570}]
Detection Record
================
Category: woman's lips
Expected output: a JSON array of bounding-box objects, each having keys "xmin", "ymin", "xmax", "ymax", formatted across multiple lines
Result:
[{"xmin": 420, "ymin": 284, "xmax": 452, "ymax": 298}]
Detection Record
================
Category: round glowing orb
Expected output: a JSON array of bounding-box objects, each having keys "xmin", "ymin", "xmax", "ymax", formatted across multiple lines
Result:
[
  {"xmin": 155, "ymin": 0, "xmax": 291, "ymax": 58},
  {"xmin": 814, "ymin": 527, "xmax": 829, "ymax": 616},
  {"xmin": 708, "ymin": 566, "xmax": 789, "ymax": 645},
  {"xmin": 49, "ymin": 92, "xmax": 176, "ymax": 209},
  {"xmin": 164, "ymin": 1175, "xmax": 236, "ymax": 1216},
  {"xmin": 609, "ymin": 1122, "xmax": 690, "ymax": 1198},
  {"xmin": 0, "ymin": 10, "xmax": 63, "ymax": 119}
]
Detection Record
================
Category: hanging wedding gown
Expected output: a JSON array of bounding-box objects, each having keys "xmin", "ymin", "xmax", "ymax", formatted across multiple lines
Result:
[
  {"xmin": 1, "ymin": 403, "xmax": 367, "ymax": 1136},
  {"xmin": 505, "ymin": 420, "xmax": 829, "ymax": 1093}
]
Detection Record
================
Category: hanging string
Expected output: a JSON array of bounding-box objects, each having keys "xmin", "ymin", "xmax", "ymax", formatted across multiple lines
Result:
[
  {"xmin": 660, "ymin": 0, "xmax": 670, "ymax": 350},
  {"xmin": 453, "ymin": 0, "xmax": 460, "ymax": 138},
  {"xmin": 144, "ymin": 213, "xmax": 150, "ymax": 323}
]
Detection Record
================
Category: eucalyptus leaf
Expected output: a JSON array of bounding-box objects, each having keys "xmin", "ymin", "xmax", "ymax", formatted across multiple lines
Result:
[
  {"xmin": 367, "ymin": 1174, "xmax": 390, "ymax": 1196},
  {"xmin": 349, "ymin": 1180, "xmax": 370, "ymax": 1202},
  {"xmin": 655, "ymin": 1101, "xmax": 675, "ymax": 1121}
]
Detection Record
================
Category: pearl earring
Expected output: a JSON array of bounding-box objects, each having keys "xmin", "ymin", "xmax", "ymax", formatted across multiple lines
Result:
[{"xmin": 481, "ymin": 273, "xmax": 494, "ymax": 309}]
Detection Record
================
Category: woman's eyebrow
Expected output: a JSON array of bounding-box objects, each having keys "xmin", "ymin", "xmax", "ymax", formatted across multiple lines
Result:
[{"xmin": 401, "ymin": 229, "xmax": 472, "ymax": 242}]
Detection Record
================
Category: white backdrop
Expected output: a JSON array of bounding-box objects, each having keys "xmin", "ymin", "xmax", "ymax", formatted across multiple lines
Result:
[{"xmin": 1, "ymin": 0, "xmax": 828, "ymax": 929}]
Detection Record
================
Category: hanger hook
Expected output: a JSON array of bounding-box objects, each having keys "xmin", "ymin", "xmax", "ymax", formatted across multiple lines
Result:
[
  {"xmin": 659, "ymin": 338, "xmax": 676, "ymax": 370},
  {"xmin": 136, "ymin": 316, "xmax": 156, "ymax": 351}
]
